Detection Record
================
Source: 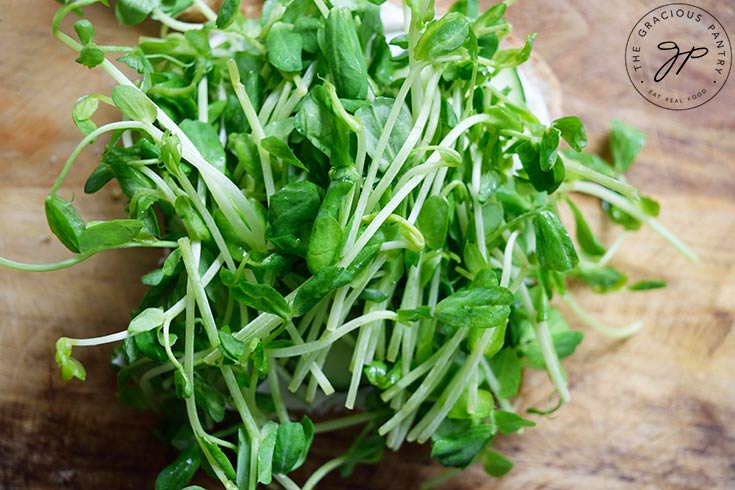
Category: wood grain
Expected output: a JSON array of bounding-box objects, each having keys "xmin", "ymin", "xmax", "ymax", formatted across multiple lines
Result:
[{"xmin": 1, "ymin": 1, "xmax": 733, "ymax": 489}]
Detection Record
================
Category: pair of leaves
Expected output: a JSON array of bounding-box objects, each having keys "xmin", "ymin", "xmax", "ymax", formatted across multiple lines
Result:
[
  {"xmin": 435, "ymin": 286, "xmax": 514, "ymax": 329},
  {"xmin": 257, "ymin": 417, "xmax": 314, "ymax": 484},
  {"xmin": 46, "ymin": 194, "xmax": 146, "ymax": 254},
  {"xmin": 220, "ymin": 269, "xmax": 291, "ymax": 321},
  {"xmin": 515, "ymin": 140, "xmax": 565, "ymax": 194},
  {"xmin": 431, "ymin": 414, "xmax": 533, "ymax": 470},
  {"xmin": 55, "ymin": 338, "xmax": 86, "ymax": 381},
  {"xmin": 414, "ymin": 12, "xmax": 471, "ymax": 62},
  {"xmin": 306, "ymin": 168, "xmax": 358, "ymax": 273},
  {"xmin": 292, "ymin": 266, "xmax": 354, "ymax": 317}
]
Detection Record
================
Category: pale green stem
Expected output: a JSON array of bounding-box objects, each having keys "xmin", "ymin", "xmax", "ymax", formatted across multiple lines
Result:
[
  {"xmin": 268, "ymin": 311, "xmax": 398, "ymax": 358},
  {"xmin": 598, "ymin": 232, "xmax": 627, "ymax": 267},
  {"xmin": 561, "ymin": 293, "xmax": 643, "ymax": 338},
  {"xmin": 563, "ymin": 156, "xmax": 639, "ymax": 201},
  {"xmin": 227, "ymin": 59, "xmax": 275, "ymax": 202},
  {"xmin": 50, "ymin": 121, "xmax": 149, "ymax": 194},
  {"xmin": 313, "ymin": 411, "xmax": 381, "ymax": 434},
  {"xmin": 179, "ymin": 238, "xmax": 220, "ymax": 347},
  {"xmin": 480, "ymin": 358, "xmax": 515, "ymax": 412},
  {"xmin": 563, "ymin": 181, "xmax": 697, "ymax": 261},
  {"xmin": 344, "ymin": 65, "xmax": 423, "ymax": 250},
  {"xmin": 408, "ymin": 329, "xmax": 496, "ymax": 443},
  {"xmin": 0, "ymin": 254, "xmax": 92, "ymax": 272},
  {"xmin": 519, "ymin": 284, "xmax": 570, "ymax": 403},
  {"xmin": 378, "ymin": 329, "xmax": 467, "ymax": 435},
  {"xmin": 268, "ymin": 357, "xmax": 290, "ymax": 423},
  {"xmin": 302, "ymin": 458, "xmax": 346, "ymax": 490},
  {"xmin": 152, "ymin": 8, "xmax": 204, "ymax": 31}
]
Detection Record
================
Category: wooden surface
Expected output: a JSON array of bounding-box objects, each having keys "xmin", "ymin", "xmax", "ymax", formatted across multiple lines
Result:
[{"xmin": 1, "ymin": 1, "xmax": 734, "ymax": 489}]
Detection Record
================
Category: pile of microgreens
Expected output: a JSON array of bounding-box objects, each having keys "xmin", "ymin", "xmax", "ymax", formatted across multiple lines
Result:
[{"xmin": 0, "ymin": 0, "xmax": 696, "ymax": 488}]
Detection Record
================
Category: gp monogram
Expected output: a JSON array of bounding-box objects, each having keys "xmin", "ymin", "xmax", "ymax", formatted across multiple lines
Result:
[{"xmin": 625, "ymin": 3, "xmax": 731, "ymax": 110}]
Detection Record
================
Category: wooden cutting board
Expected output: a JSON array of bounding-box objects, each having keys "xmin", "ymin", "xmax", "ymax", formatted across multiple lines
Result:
[{"xmin": 1, "ymin": 1, "xmax": 733, "ymax": 489}]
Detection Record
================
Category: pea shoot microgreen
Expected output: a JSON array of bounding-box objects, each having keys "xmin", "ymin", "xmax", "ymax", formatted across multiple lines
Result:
[{"xmin": 1, "ymin": 0, "xmax": 696, "ymax": 488}]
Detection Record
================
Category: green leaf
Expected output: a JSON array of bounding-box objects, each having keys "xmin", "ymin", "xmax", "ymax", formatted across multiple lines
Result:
[
  {"xmin": 76, "ymin": 43, "xmax": 105, "ymax": 68},
  {"xmin": 396, "ymin": 306, "xmax": 433, "ymax": 323},
  {"xmin": 324, "ymin": 8, "xmax": 368, "ymax": 99},
  {"xmin": 128, "ymin": 307, "xmax": 166, "ymax": 335},
  {"xmin": 216, "ymin": 0, "xmax": 241, "ymax": 29},
  {"xmin": 539, "ymin": 127, "xmax": 560, "ymax": 172},
  {"xmin": 294, "ymin": 88, "xmax": 352, "ymax": 165},
  {"xmin": 448, "ymin": 389, "xmax": 494, "ymax": 419},
  {"xmin": 493, "ymin": 410, "xmax": 535, "ymax": 434},
  {"xmin": 515, "ymin": 141, "xmax": 565, "ymax": 194},
  {"xmin": 306, "ymin": 216, "xmax": 341, "ymax": 273},
  {"xmin": 477, "ymin": 33, "xmax": 499, "ymax": 58},
  {"xmin": 84, "ymin": 165, "xmax": 113, "ymax": 194},
  {"xmin": 340, "ymin": 430, "xmax": 384, "ymax": 477},
  {"xmin": 261, "ymin": 136, "xmax": 307, "ymax": 171},
  {"xmin": 406, "ymin": 0, "xmax": 435, "ymax": 26},
  {"xmin": 610, "ymin": 119, "xmax": 646, "ymax": 172},
  {"xmin": 523, "ymin": 330, "xmax": 584, "ymax": 368},
  {"xmin": 174, "ymin": 369, "xmax": 193, "ymax": 399},
  {"xmin": 552, "ymin": 116, "xmax": 587, "ymax": 152},
  {"xmin": 201, "ymin": 440, "xmax": 237, "ymax": 481},
  {"xmin": 45, "ymin": 194, "xmax": 85, "ymax": 253},
  {"xmin": 435, "ymin": 287, "xmax": 513, "ymax": 329},
  {"xmin": 72, "ymin": 95, "xmax": 99, "ymax": 136},
  {"xmin": 180, "ymin": 119, "xmax": 226, "ymax": 173},
  {"xmin": 155, "ymin": 445, "xmax": 200, "ymax": 490},
  {"xmin": 229, "ymin": 280, "xmax": 291, "ymax": 321},
  {"xmin": 55, "ymin": 338, "xmax": 86, "ymax": 381},
  {"xmin": 184, "ymin": 28, "xmax": 210, "ymax": 56},
  {"xmin": 431, "ymin": 420, "xmax": 494, "ymax": 468},
  {"xmin": 483, "ymin": 449, "xmax": 513, "ymax": 477},
  {"xmin": 572, "ymin": 265, "xmax": 627, "ymax": 293},
  {"xmin": 195, "ymin": 380, "xmax": 226, "ymax": 423},
  {"xmin": 565, "ymin": 198, "xmax": 606, "ymax": 256},
  {"xmin": 257, "ymin": 421, "xmax": 278, "ymax": 484},
  {"xmin": 307, "ymin": 168, "xmax": 357, "ymax": 273},
  {"xmin": 115, "ymin": 0, "xmax": 160, "ymax": 25},
  {"xmin": 534, "ymin": 209, "xmax": 579, "ymax": 272},
  {"xmin": 364, "ymin": 360, "xmax": 401, "ymax": 389},
  {"xmin": 640, "ymin": 195, "xmax": 660, "ymax": 217},
  {"xmin": 415, "ymin": 13, "xmax": 471, "ymax": 61},
  {"xmin": 629, "ymin": 280, "xmax": 666, "ymax": 291},
  {"xmin": 356, "ymin": 97, "xmax": 412, "ymax": 172},
  {"xmin": 493, "ymin": 33, "xmax": 535, "ymax": 69},
  {"xmin": 272, "ymin": 421, "xmax": 308, "ymax": 474},
  {"xmin": 236, "ymin": 429, "xmax": 251, "ymax": 490},
  {"xmin": 489, "ymin": 348, "xmax": 521, "ymax": 399},
  {"xmin": 267, "ymin": 181, "xmax": 323, "ymax": 256},
  {"xmin": 73, "ymin": 19, "xmax": 95, "ymax": 44},
  {"xmin": 78, "ymin": 219, "xmax": 144, "ymax": 253},
  {"xmin": 484, "ymin": 106, "xmax": 523, "ymax": 132},
  {"xmin": 602, "ymin": 201, "xmax": 641, "ymax": 230},
  {"xmin": 293, "ymin": 266, "xmax": 354, "ymax": 317},
  {"xmin": 112, "ymin": 85, "xmax": 157, "ymax": 124},
  {"xmin": 134, "ymin": 329, "xmax": 167, "ymax": 362},
  {"xmin": 475, "ymin": 3, "xmax": 507, "ymax": 32},
  {"xmin": 219, "ymin": 330, "xmax": 247, "ymax": 363},
  {"xmin": 267, "ymin": 22, "xmax": 303, "ymax": 73}
]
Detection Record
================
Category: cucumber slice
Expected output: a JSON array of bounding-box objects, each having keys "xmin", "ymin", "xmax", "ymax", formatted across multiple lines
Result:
[{"xmin": 490, "ymin": 68, "xmax": 525, "ymax": 104}]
